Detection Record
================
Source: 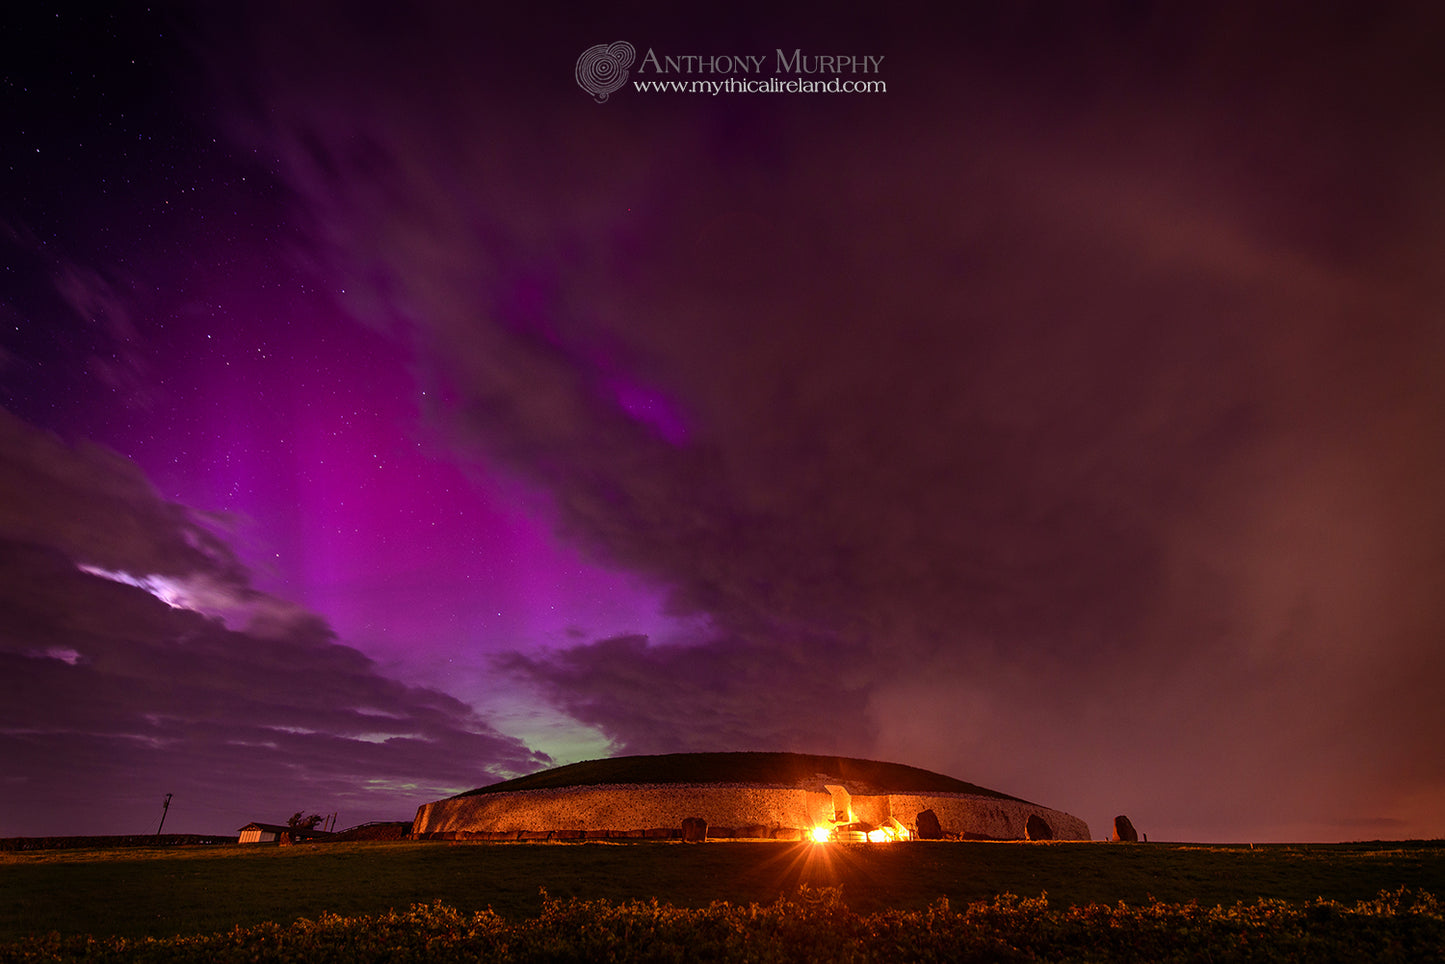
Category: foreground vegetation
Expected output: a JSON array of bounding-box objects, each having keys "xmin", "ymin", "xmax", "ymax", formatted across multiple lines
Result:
[
  {"xmin": 2, "ymin": 886, "xmax": 1441, "ymax": 962},
  {"xmin": 3, "ymin": 839, "xmax": 1443, "ymax": 960}
]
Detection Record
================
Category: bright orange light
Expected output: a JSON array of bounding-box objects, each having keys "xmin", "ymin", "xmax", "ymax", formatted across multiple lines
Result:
[
  {"xmin": 811, "ymin": 826, "xmax": 831, "ymax": 843},
  {"xmin": 866, "ymin": 829, "xmax": 888, "ymax": 842}
]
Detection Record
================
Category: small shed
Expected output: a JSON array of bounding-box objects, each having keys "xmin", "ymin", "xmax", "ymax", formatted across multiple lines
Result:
[{"xmin": 237, "ymin": 822, "xmax": 331, "ymax": 844}]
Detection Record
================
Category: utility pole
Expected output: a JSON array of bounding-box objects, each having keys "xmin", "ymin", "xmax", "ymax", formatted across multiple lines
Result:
[{"xmin": 156, "ymin": 793, "xmax": 173, "ymax": 836}]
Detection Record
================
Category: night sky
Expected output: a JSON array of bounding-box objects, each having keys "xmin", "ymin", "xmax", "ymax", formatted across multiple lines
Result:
[{"xmin": 3, "ymin": 3, "xmax": 1443, "ymax": 842}]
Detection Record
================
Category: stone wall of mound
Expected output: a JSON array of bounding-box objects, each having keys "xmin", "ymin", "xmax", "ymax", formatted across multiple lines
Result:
[
  {"xmin": 413, "ymin": 785, "xmax": 819, "ymax": 836},
  {"xmin": 885, "ymin": 794, "xmax": 1091, "ymax": 841},
  {"xmin": 411, "ymin": 783, "xmax": 1090, "ymax": 841}
]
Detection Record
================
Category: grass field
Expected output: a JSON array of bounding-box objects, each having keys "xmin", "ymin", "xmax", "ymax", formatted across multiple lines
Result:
[{"xmin": 3, "ymin": 839, "xmax": 1443, "ymax": 942}]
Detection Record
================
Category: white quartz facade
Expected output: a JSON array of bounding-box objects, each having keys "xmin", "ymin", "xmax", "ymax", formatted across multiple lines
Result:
[{"xmin": 412, "ymin": 782, "xmax": 1090, "ymax": 840}]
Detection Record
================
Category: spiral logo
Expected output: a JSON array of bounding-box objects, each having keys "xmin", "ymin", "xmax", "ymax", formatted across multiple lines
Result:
[{"xmin": 576, "ymin": 41, "xmax": 636, "ymax": 103}]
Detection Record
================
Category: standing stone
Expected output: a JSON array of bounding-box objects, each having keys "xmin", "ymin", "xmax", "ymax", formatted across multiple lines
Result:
[
  {"xmin": 1025, "ymin": 814, "xmax": 1053, "ymax": 840},
  {"xmin": 915, "ymin": 809, "xmax": 943, "ymax": 840},
  {"xmin": 681, "ymin": 817, "xmax": 708, "ymax": 842},
  {"xmin": 1112, "ymin": 815, "xmax": 1139, "ymax": 842}
]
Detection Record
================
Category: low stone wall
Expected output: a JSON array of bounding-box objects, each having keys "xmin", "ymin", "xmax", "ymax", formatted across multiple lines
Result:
[
  {"xmin": 419, "ymin": 826, "xmax": 810, "ymax": 842},
  {"xmin": 0, "ymin": 834, "xmax": 237, "ymax": 852},
  {"xmin": 411, "ymin": 783, "xmax": 1090, "ymax": 841}
]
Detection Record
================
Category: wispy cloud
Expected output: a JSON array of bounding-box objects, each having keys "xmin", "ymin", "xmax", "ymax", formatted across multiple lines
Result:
[{"xmin": 0, "ymin": 410, "xmax": 548, "ymax": 834}]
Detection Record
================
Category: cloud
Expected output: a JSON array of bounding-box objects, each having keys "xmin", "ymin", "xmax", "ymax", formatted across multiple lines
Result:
[
  {"xmin": 0, "ymin": 220, "xmax": 165, "ymax": 422},
  {"xmin": 0, "ymin": 409, "xmax": 245, "ymax": 585},
  {"xmin": 213, "ymin": 3, "xmax": 1445, "ymax": 839},
  {"xmin": 0, "ymin": 409, "xmax": 548, "ymax": 835},
  {"xmin": 497, "ymin": 630, "xmax": 877, "ymax": 757}
]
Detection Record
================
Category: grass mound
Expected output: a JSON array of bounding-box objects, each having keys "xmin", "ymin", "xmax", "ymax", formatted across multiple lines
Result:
[{"xmin": 458, "ymin": 752, "xmax": 1019, "ymax": 800}]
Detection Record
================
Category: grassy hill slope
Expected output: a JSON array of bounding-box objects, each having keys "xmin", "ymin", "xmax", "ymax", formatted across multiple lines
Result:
[{"xmin": 456, "ymin": 752, "xmax": 1021, "ymax": 801}]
